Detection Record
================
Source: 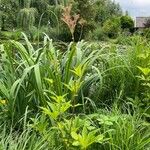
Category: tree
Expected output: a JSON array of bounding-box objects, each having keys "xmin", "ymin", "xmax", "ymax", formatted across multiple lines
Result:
[
  {"xmin": 0, "ymin": 0, "xmax": 124, "ymax": 41},
  {"xmin": 16, "ymin": 0, "xmax": 38, "ymax": 30},
  {"xmin": 73, "ymin": 0, "xmax": 96, "ymax": 40},
  {"xmin": 17, "ymin": 8, "xmax": 38, "ymax": 30},
  {"xmin": 120, "ymin": 15, "xmax": 134, "ymax": 30},
  {"xmin": 0, "ymin": 0, "xmax": 17, "ymax": 30},
  {"xmin": 103, "ymin": 17, "xmax": 121, "ymax": 38},
  {"xmin": 75, "ymin": 0, "xmax": 96, "ymax": 22},
  {"xmin": 94, "ymin": 0, "xmax": 122, "ymax": 24}
]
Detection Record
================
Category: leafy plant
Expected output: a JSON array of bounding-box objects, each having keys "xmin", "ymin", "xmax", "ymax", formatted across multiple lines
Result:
[
  {"xmin": 40, "ymin": 94, "xmax": 71, "ymax": 121},
  {"xmin": 102, "ymin": 17, "xmax": 121, "ymax": 38},
  {"xmin": 0, "ymin": 33, "xmax": 150, "ymax": 150},
  {"xmin": 120, "ymin": 15, "xmax": 134, "ymax": 31},
  {"xmin": 71, "ymin": 125, "xmax": 104, "ymax": 150}
]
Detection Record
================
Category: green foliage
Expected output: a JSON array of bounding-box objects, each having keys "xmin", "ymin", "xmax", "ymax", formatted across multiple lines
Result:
[
  {"xmin": 87, "ymin": 27, "xmax": 108, "ymax": 41},
  {"xmin": 94, "ymin": 0, "xmax": 122, "ymax": 24},
  {"xmin": 0, "ymin": 126, "xmax": 51, "ymax": 150},
  {"xmin": 100, "ymin": 112, "xmax": 150, "ymax": 150},
  {"xmin": 142, "ymin": 28, "xmax": 150, "ymax": 39},
  {"xmin": 0, "ymin": 34, "xmax": 102, "ymax": 123},
  {"xmin": 73, "ymin": 0, "xmax": 122, "ymax": 40},
  {"xmin": 136, "ymin": 52, "xmax": 150, "ymax": 117},
  {"xmin": 40, "ymin": 94, "xmax": 71, "ymax": 120},
  {"xmin": 0, "ymin": 31, "xmax": 22, "ymax": 40},
  {"xmin": 1, "ymin": 1, "xmax": 150, "ymax": 150},
  {"xmin": 71, "ymin": 126, "xmax": 104, "ymax": 149},
  {"xmin": 0, "ymin": 34, "xmax": 150, "ymax": 149},
  {"xmin": 74, "ymin": 0, "xmax": 95, "ymax": 21},
  {"xmin": 103, "ymin": 17, "xmax": 121, "ymax": 38},
  {"xmin": 0, "ymin": 0, "xmax": 18, "ymax": 30},
  {"xmin": 120, "ymin": 15, "xmax": 134, "ymax": 30},
  {"xmin": 17, "ymin": 8, "xmax": 38, "ymax": 30},
  {"xmin": 0, "ymin": 0, "xmax": 123, "ymax": 41}
]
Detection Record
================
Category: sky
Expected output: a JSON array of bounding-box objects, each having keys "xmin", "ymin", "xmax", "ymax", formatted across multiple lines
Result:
[{"xmin": 114, "ymin": 0, "xmax": 150, "ymax": 18}]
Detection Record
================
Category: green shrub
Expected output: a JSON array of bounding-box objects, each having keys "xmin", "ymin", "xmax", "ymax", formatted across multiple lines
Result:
[
  {"xmin": 120, "ymin": 15, "xmax": 134, "ymax": 31},
  {"xmin": 0, "ymin": 34, "xmax": 150, "ymax": 150},
  {"xmin": 25, "ymin": 26, "xmax": 50, "ymax": 42},
  {"xmin": 102, "ymin": 17, "xmax": 121, "ymax": 38},
  {"xmin": 88, "ymin": 27, "xmax": 108, "ymax": 41},
  {"xmin": 100, "ymin": 112, "xmax": 150, "ymax": 150},
  {"xmin": 0, "ymin": 34, "xmax": 103, "ymax": 124},
  {"xmin": 0, "ymin": 31, "xmax": 22, "ymax": 40}
]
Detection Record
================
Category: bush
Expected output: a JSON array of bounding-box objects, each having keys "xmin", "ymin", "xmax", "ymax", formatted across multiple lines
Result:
[
  {"xmin": 0, "ymin": 35, "xmax": 150, "ymax": 149},
  {"xmin": 115, "ymin": 34, "xmax": 148, "ymax": 46},
  {"xmin": 74, "ymin": 21, "xmax": 96, "ymax": 41},
  {"xmin": 25, "ymin": 26, "xmax": 50, "ymax": 42},
  {"xmin": 57, "ymin": 25, "xmax": 72, "ymax": 42},
  {"xmin": 120, "ymin": 15, "xmax": 134, "ymax": 31},
  {"xmin": 87, "ymin": 27, "xmax": 108, "ymax": 41},
  {"xmin": 0, "ymin": 30, "xmax": 22, "ymax": 40},
  {"xmin": 102, "ymin": 17, "xmax": 121, "ymax": 38}
]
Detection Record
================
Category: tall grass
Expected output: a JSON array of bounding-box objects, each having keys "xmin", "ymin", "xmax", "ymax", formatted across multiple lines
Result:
[
  {"xmin": 0, "ymin": 34, "xmax": 149, "ymax": 149},
  {"xmin": 0, "ymin": 33, "xmax": 103, "ymax": 123},
  {"xmin": 87, "ymin": 38, "xmax": 150, "ymax": 112}
]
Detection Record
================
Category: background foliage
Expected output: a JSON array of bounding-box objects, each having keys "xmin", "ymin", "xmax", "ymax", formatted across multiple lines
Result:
[
  {"xmin": 0, "ymin": 0, "xmax": 133, "ymax": 42},
  {"xmin": 0, "ymin": 0, "xmax": 150, "ymax": 150}
]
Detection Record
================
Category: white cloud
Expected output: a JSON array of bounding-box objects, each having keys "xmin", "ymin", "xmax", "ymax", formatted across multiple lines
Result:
[
  {"xmin": 114, "ymin": 0, "xmax": 150, "ymax": 17},
  {"xmin": 133, "ymin": 0, "xmax": 150, "ymax": 7}
]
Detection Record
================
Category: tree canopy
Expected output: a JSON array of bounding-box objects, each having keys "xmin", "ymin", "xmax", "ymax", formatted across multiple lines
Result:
[
  {"xmin": 0, "ymin": 0, "xmax": 122, "ymax": 30},
  {"xmin": 0, "ymin": 0, "xmax": 126, "ymax": 41}
]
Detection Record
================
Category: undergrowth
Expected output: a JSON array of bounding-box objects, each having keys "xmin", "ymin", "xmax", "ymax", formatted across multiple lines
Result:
[{"xmin": 0, "ymin": 34, "xmax": 149, "ymax": 150}]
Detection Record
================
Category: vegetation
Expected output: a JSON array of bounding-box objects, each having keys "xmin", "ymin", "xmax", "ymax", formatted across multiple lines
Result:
[
  {"xmin": 0, "ymin": 33, "xmax": 149, "ymax": 149},
  {"xmin": 0, "ymin": 0, "xmax": 150, "ymax": 150},
  {"xmin": 102, "ymin": 17, "xmax": 121, "ymax": 38},
  {"xmin": 0, "ymin": 0, "xmax": 124, "ymax": 41},
  {"xmin": 120, "ymin": 15, "xmax": 134, "ymax": 31}
]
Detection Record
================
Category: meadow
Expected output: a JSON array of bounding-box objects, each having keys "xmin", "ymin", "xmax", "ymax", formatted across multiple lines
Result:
[
  {"xmin": 0, "ymin": 33, "xmax": 150, "ymax": 150},
  {"xmin": 0, "ymin": 0, "xmax": 150, "ymax": 149}
]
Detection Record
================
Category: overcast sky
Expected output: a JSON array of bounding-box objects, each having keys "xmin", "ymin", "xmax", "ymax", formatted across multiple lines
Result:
[{"xmin": 114, "ymin": 0, "xmax": 150, "ymax": 18}]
